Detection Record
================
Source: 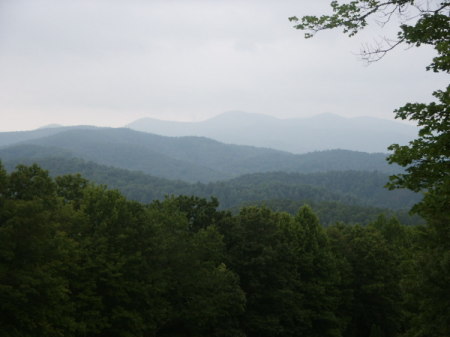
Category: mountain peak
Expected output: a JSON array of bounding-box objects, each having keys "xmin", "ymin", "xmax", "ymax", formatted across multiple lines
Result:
[
  {"xmin": 125, "ymin": 111, "xmax": 417, "ymax": 154},
  {"xmin": 38, "ymin": 123, "xmax": 64, "ymax": 129}
]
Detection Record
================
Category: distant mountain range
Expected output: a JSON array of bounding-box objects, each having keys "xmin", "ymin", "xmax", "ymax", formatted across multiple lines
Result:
[
  {"xmin": 0, "ymin": 125, "xmax": 100, "ymax": 148},
  {"xmin": 0, "ymin": 124, "xmax": 420, "ymax": 223},
  {"xmin": 126, "ymin": 111, "xmax": 418, "ymax": 154},
  {"xmin": 0, "ymin": 127, "xmax": 401, "ymax": 183}
]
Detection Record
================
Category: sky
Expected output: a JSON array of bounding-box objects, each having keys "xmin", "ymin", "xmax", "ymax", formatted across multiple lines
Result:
[{"xmin": 0, "ymin": 0, "xmax": 447, "ymax": 131}]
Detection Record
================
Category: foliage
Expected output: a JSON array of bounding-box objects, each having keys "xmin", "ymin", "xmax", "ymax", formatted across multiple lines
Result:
[
  {"xmin": 0, "ymin": 163, "xmax": 245, "ymax": 337},
  {"xmin": 1, "ymin": 157, "xmax": 423, "ymax": 229},
  {"xmin": 289, "ymin": 0, "xmax": 449, "ymax": 65},
  {"xmin": 241, "ymin": 199, "xmax": 423, "ymax": 226},
  {"xmin": 291, "ymin": 1, "xmax": 449, "ymax": 335},
  {"xmin": 217, "ymin": 206, "xmax": 341, "ymax": 337},
  {"xmin": 327, "ymin": 223, "xmax": 404, "ymax": 337},
  {"xmin": 387, "ymin": 86, "xmax": 450, "ymax": 217},
  {"xmin": 0, "ymin": 162, "xmax": 442, "ymax": 336},
  {"xmin": 0, "ymin": 164, "xmax": 76, "ymax": 336}
]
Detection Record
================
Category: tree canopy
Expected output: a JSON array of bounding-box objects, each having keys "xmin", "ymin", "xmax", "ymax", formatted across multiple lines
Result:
[{"xmin": 2, "ymin": 162, "xmax": 427, "ymax": 337}]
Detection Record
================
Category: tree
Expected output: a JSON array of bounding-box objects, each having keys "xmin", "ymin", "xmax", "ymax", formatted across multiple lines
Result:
[
  {"xmin": 220, "ymin": 206, "xmax": 340, "ymax": 337},
  {"xmin": 151, "ymin": 195, "xmax": 230, "ymax": 232},
  {"xmin": 289, "ymin": 1, "xmax": 449, "ymax": 67},
  {"xmin": 0, "ymin": 164, "xmax": 77, "ymax": 337},
  {"xmin": 55, "ymin": 174, "xmax": 89, "ymax": 209},
  {"xmin": 148, "ymin": 197, "xmax": 245, "ymax": 337},
  {"xmin": 293, "ymin": 206, "xmax": 341, "ymax": 337},
  {"xmin": 290, "ymin": 2, "xmax": 449, "ymax": 335},
  {"xmin": 7, "ymin": 164, "xmax": 56, "ymax": 202},
  {"xmin": 326, "ymin": 224, "xmax": 403, "ymax": 337}
]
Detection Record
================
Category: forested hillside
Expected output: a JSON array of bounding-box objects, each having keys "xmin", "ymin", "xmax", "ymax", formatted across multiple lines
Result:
[
  {"xmin": 0, "ymin": 125, "xmax": 98, "ymax": 147},
  {"xmin": 0, "ymin": 163, "xmax": 435, "ymax": 337},
  {"xmin": 0, "ymin": 128, "xmax": 401, "ymax": 182},
  {"xmin": 2, "ymin": 156, "xmax": 422, "ymax": 225},
  {"xmin": 0, "ymin": 127, "xmax": 421, "ymax": 227}
]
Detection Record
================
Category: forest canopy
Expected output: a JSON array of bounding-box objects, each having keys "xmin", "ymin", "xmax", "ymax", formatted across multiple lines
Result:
[{"xmin": 0, "ymin": 162, "xmax": 441, "ymax": 337}]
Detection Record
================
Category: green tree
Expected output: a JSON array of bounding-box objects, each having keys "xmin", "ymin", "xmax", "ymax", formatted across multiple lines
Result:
[
  {"xmin": 55, "ymin": 174, "xmax": 89, "ymax": 209},
  {"xmin": 220, "ymin": 206, "xmax": 340, "ymax": 337},
  {"xmin": 220, "ymin": 207, "xmax": 298, "ymax": 337},
  {"xmin": 7, "ymin": 164, "xmax": 56, "ymax": 201},
  {"xmin": 293, "ymin": 205, "xmax": 341, "ymax": 337},
  {"xmin": 327, "ymin": 224, "xmax": 403, "ymax": 337},
  {"xmin": 66, "ymin": 188, "xmax": 245, "ymax": 337},
  {"xmin": 0, "ymin": 162, "xmax": 7, "ymax": 195},
  {"xmin": 151, "ymin": 195, "xmax": 229, "ymax": 232},
  {"xmin": 0, "ymin": 164, "xmax": 77, "ymax": 337},
  {"xmin": 149, "ymin": 198, "xmax": 245, "ymax": 337},
  {"xmin": 290, "ymin": 2, "xmax": 449, "ymax": 335}
]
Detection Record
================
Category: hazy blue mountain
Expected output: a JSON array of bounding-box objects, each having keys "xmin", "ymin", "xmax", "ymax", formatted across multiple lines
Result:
[
  {"xmin": 0, "ymin": 125, "xmax": 98, "ymax": 147},
  {"xmin": 38, "ymin": 123, "xmax": 64, "ymax": 129},
  {"xmin": 127, "ymin": 111, "xmax": 418, "ymax": 153},
  {"xmin": 0, "ymin": 128, "xmax": 401, "ymax": 182}
]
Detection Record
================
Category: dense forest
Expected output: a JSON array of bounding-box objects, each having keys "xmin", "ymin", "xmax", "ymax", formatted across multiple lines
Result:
[
  {"xmin": 0, "ymin": 162, "xmax": 445, "ymax": 337},
  {"xmin": 0, "ymin": 129, "xmax": 401, "ymax": 183},
  {"xmin": 1, "ymin": 156, "xmax": 422, "ymax": 226}
]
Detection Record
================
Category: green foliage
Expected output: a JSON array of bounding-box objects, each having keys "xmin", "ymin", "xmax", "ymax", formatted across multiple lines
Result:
[
  {"xmin": 2, "ymin": 156, "xmax": 420, "ymax": 216},
  {"xmin": 0, "ymin": 164, "xmax": 246, "ymax": 337},
  {"xmin": 0, "ymin": 164, "xmax": 76, "ymax": 337},
  {"xmin": 290, "ymin": 1, "xmax": 449, "ymax": 66},
  {"xmin": 387, "ymin": 85, "xmax": 450, "ymax": 222},
  {"xmin": 293, "ymin": 206, "xmax": 341, "ymax": 337},
  {"xmin": 151, "ymin": 195, "xmax": 230, "ymax": 232},
  {"xmin": 219, "ymin": 206, "xmax": 340, "ymax": 337},
  {"xmin": 245, "ymin": 199, "xmax": 423, "ymax": 226},
  {"xmin": 292, "ymin": 2, "xmax": 449, "ymax": 335},
  {"xmin": 55, "ymin": 174, "xmax": 89, "ymax": 208},
  {"xmin": 0, "ymin": 163, "xmax": 442, "ymax": 336},
  {"xmin": 327, "ymin": 224, "xmax": 403, "ymax": 337},
  {"xmin": 7, "ymin": 164, "xmax": 56, "ymax": 201}
]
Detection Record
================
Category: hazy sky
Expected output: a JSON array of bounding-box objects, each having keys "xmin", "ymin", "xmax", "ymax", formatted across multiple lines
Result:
[{"xmin": 0, "ymin": 0, "xmax": 446, "ymax": 131}]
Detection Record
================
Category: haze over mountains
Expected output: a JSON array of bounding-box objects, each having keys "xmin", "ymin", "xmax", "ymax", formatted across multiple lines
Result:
[
  {"xmin": 0, "ymin": 127, "xmax": 400, "ymax": 182},
  {"xmin": 0, "ymin": 119, "xmax": 421, "ymax": 224},
  {"xmin": 127, "ymin": 111, "xmax": 418, "ymax": 154}
]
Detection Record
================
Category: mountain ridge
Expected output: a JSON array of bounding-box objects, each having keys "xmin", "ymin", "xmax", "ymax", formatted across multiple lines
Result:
[
  {"xmin": 126, "ymin": 111, "xmax": 417, "ymax": 154},
  {"xmin": 0, "ymin": 127, "xmax": 401, "ymax": 183}
]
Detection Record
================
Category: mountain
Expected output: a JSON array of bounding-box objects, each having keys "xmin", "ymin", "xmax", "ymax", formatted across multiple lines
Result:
[
  {"xmin": 0, "ymin": 125, "xmax": 99, "ymax": 148},
  {"xmin": 1, "ymin": 156, "xmax": 421, "ymax": 224},
  {"xmin": 126, "ymin": 111, "xmax": 418, "ymax": 154},
  {"xmin": 0, "ymin": 127, "xmax": 401, "ymax": 182}
]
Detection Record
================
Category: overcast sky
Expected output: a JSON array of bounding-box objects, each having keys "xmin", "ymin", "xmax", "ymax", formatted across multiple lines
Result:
[{"xmin": 0, "ymin": 0, "xmax": 447, "ymax": 131}]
